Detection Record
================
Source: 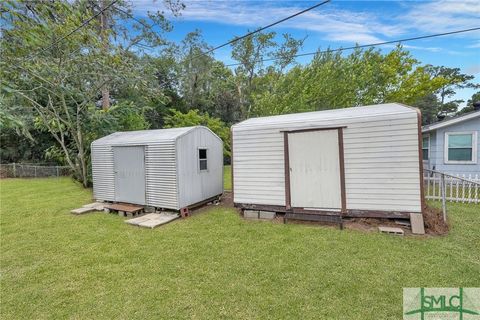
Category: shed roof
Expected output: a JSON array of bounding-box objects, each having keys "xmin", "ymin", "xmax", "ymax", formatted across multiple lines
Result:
[
  {"xmin": 92, "ymin": 127, "xmax": 197, "ymax": 146},
  {"xmin": 233, "ymin": 103, "xmax": 415, "ymax": 129}
]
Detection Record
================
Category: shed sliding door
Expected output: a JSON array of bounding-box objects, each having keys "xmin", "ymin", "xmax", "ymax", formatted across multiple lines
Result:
[
  {"xmin": 288, "ymin": 130, "xmax": 342, "ymax": 210},
  {"xmin": 113, "ymin": 146, "xmax": 146, "ymax": 204}
]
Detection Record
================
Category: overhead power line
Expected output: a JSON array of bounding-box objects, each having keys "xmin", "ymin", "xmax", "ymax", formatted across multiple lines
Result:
[
  {"xmin": 191, "ymin": 0, "xmax": 331, "ymax": 60},
  {"xmin": 226, "ymin": 26, "xmax": 480, "ymax": 67},
  {"xmin": 27, "ymin": 0, "xmax": 119, "ymax": 60}
]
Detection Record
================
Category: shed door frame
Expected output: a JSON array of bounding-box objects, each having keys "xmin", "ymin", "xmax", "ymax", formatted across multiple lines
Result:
[
  {"xmin": 113, "ymin": 145, "xmax": 146, "ymax": 205},
  {"xmin": 283, "ymin": 127, "xmax": 347, "ymax": 214}
]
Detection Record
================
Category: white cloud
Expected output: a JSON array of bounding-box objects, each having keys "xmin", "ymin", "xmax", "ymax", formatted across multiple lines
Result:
[
  {"xmin": 467, "ymin": 41, "xmax": 480, "ymax": 48},
  {"xmin": 130, "ymin": 0, "xmax": 396, "ymax": 44},
  {"xmin": 402, "ymin": 44, "xmax": 442, "ymax": 52},
  {"xmin": 401, "ymin": 0, "xmax": 480, "ymax": 34},
  {"xmin": 130, "ymin": 0, "xmax": 480, "ymax": 45}
]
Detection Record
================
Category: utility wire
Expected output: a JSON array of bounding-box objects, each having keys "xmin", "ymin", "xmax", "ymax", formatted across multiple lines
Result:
[
  {"xmin": 226, "ymin": 26, "xmax": 480, "ymax": 67},
  {"xmin": 190, "ymin": 0, "xmax": 331, "ymax": 60},
  {"xmin": 26, "ymin": 0, "xmax": 119, "ymax": 60}
]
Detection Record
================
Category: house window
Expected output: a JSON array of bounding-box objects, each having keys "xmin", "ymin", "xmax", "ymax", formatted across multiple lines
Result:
[
  {"xmin": 199, "ymin": 148, "xmax": 208, "ymax": 171},
  {"xmin": 422, "ymin": 135, "xmax": 429, "ymax": 160},
  {"xmin": 445, "ymin": 132, "xmax": 477, "ymax": 163}
]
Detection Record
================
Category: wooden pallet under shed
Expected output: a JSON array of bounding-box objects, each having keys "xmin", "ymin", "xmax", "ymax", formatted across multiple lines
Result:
[{"xmin": 104, "ymin": 203, "xmax": 144, "ymax": 217}]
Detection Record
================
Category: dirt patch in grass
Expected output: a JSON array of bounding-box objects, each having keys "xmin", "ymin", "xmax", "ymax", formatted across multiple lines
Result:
[
  {"xmin": 197, "ymin": 192, "xmax": 449, "ymax": 236},
  {"xmin": 423, "ymin": 205, "xmax": 449, "ymax": 235},
  {"xmin": 339, "ymin": 206, "xmax": 448, "ymax": 236},
  {"xmin": 219, "ymin": 191, "xmax": 234, "ymax": 208},
  {"xmin": 344, "ymin": 218, "xmax": 399, "ymax": 233}
]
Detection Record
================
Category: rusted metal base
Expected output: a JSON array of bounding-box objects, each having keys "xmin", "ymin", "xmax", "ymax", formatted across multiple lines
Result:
[
  {"xmin": 346, "ymin": 209, "xmax": 410, "ymax": 219},
  {"xmin": 235, "ymin": 203, "xmax": 412, "ymax": 219},
  {"xmin": 284, "ymin": 212, "xmax": 343, "ymax": 230}
]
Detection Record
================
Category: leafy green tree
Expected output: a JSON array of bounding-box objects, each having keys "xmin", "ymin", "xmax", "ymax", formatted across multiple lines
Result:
[
  {"xmin": 413, "ymin": 94, "xmax": 442, "ymax": 125},
  {"xmin": 251, "ymin": 46, "xmax": 449, "ymax": 116},
  {"xmin": 426, "ymin": 66, "xmax": 478, "ymax": 115},
  {"xmin": 231, "ymin": 31, "xmax": 304, "ymax": 119},
  {"xmin": 163, "ymin": 109, "xmax": 231, "ymax": 159},
  {"xmin": 172, "ymin": 30, "xmax": 240, "ymax": 124},
  {"xmin": 457, "ymin": 91, "xmax": 480, "ymax": 115},
  {"xmin": 0, "ymin": 0, "xmax": 178, "ymax": 186}
]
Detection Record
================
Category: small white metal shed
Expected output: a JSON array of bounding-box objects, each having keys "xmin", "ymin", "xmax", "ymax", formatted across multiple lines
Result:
[
  {"xmin": 91, "ymin": 126, "xmax": 223, "ymax": 210},
  {"xmin": 232, "ymin": 103, "xmax": 425, "ymax": 218}
]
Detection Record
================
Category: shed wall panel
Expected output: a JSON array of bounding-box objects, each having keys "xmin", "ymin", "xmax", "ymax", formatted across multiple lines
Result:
[
  {"xmin": 91, "ymin": 126, "xmax": 222, "ymax": 211},
  {"xmin": 145, "ymin": 142, "xmax": 179, "ymax": 209},
  {"xmin": 92, "ymin": 145, "xmax": 115, "ymax": 201},
  {"xmin": 92, "ymin": 140, "xmax": 179, "ymax": 209},
  {"xmin": 176, "ymin": 127, "xmax": 223, "ymax": 208},
  {"xmin": 232, "ymin": 105, "xmax": 422, "ymax": 213}
]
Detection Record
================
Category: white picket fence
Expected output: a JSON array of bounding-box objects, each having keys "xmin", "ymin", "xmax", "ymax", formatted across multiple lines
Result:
[{"xmin": 423, "ymin": 169, "xmax": 480, "ymax": 204}]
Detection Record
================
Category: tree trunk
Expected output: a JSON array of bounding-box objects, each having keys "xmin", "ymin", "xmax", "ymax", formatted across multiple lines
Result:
[
  {"xmin": 100, "ymin": 0, "xmax": 110, "ymax": 110},
  {"xmin": 76, "ymin": 130, "xmax": 88, "ymax": 187}
]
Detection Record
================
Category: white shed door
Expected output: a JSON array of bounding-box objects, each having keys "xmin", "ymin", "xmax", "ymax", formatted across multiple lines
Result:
[
  {"xmin": 288, "ymin": 130, "xmax": 341, "ymax": 210},
  {"xmin": 113, "ymin": 146, "xmax": 146, "ymax": 204}
]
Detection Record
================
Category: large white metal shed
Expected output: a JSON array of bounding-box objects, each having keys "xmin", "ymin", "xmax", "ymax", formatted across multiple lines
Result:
[
  {"xmin": 91, "ymin": 126, "xmax": 223, "ymax": 210},
  {"xmin": 232, "ymin": 103, "xmax": 425, "ymax": 219}
]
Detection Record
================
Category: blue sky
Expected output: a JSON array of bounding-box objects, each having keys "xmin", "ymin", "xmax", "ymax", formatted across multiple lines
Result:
[{"xmin": 131, "ymin": 0, "xmax": 479, "ymax": 107}]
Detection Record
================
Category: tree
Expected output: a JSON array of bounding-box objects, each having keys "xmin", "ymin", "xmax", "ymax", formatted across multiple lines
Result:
[
  {"xmin": 1, "ymin": 0, "xmax": 180, "ymax": 186},
  {"xmin": 413, "ymin": 94, "xmax": 441, "ymax": 125},
  {"xmin": 426, "ymin": 66, "xmax": 478, "ymax": 116},
  {"xmin": 231, "ymin": 31, "xmax": 304, "ymax": 119},
  {"xmin": 163, "ymin": 109, "xmax": 231, "ymax": 159},
  {"xmin": 251, "ymin": 46, "xmax": 449, "ymax": 117},
  {"xmin": 457, "ymin": 91, "xmax": 480, "ymax": 115}
]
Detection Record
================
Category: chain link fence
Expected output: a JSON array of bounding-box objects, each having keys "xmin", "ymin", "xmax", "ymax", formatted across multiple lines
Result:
[{"xmin": 0, "ymin": 163, "xmax": 72, "ymax": 178}]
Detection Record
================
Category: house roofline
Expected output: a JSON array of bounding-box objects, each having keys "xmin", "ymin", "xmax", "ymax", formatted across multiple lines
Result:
[{"xmin": 422, "ymin": 110, "xmax": 480, "ymax": 133}]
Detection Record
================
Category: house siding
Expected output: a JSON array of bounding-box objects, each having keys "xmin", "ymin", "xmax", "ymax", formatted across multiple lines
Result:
[
  {"xmin": 423, "ymin": 131, "xmax": 436, "ymax": 170},
  {"xmin": 424, "ymin": 117, "xmax": 480, "ymax": 176}
]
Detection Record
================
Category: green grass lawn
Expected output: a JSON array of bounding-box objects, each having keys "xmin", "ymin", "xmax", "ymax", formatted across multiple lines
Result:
[
  {"xmin": 1, "ymin": 177, "xmax": 479, "ymax": 319},
  {"xmin": 224, "ymin": 165, "xmax": 231, "ymax": 191}
]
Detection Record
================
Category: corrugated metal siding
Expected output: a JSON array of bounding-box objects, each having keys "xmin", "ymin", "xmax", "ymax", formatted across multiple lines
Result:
[
  {"xmin": 92, "ymin": 141, "xmax": 178, "ymax": 208},
  {"xmin": 176, "ymin": 127, "xmax": 223, "ymax": 208},
  {"xmin": 91, "ymin": 144, "xmax": 115, "ymax": 201},
  {"xmin": 91, "ymin": 126, "xmax": 222, "ymax": 210},
  {"xmin": 145, "ymin": 142, "xmax": 179, "ymax": 209},
  {"xmin": 232, "ymin": 104, "xmax": 422, "ymax": 213},
  {"xmin": 92, "ymin": 140, "xmax": 179, "ymax": 209}
]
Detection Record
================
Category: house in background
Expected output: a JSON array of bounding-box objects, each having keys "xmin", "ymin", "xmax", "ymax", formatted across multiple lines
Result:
[{"xmin": 422, "ymin": 109, "xmax": 480, "ymax": 177}]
